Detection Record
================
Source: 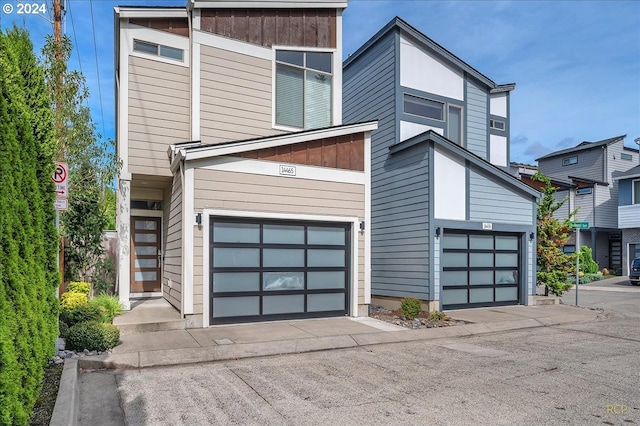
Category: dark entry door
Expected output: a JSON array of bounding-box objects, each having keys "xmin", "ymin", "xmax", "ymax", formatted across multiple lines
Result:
[{"xmin": 130, "ymin": 217, "xmax": 161, "ymax": 292}]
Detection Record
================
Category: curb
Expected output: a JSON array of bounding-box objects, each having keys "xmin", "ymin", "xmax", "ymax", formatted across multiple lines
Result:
[
  {"xmin": 78, "ymin": 314, "xmax": 598, "ymax": 370},
  {"xmin": 49, "ymin": 358, "xmax": 79, "ymax": 426}
]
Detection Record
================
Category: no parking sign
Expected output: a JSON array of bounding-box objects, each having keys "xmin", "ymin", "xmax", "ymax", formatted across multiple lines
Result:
[{"xmin": 52, "ymin": 162, "xmax": 68, "ymax": 210}]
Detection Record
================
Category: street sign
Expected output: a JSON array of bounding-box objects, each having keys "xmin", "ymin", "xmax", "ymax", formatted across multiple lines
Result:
[
  {"xmin": 52, "ymin": 162, "xmax": 68, "ymax": 198},
  {"xmin": 54, "ymin": 198, "xmax": 68, "ymax": 211},
  {"xmin": 570, "ymin": 221, "xmax": 589, "ymax": 229}
]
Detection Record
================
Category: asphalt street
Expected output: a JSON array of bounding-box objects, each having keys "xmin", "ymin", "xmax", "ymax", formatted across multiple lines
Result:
[{"xmin": 78, "ymin": 280, "xmax": 640, "ymax": 426}]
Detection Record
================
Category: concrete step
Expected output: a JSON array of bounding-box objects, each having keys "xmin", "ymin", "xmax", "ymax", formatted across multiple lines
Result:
[
  {"xmin": 531, "ymin": 295, "xmax": 560, "ymax": 305},
  {"xmin": 115, "ymin": 319, "xmax": 186, "ymax": 334}
]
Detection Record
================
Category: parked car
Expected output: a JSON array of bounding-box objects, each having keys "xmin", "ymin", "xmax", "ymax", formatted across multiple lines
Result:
[{"xmin": 630, "ymin": 258, "xmax": 640, "ymax": 286}]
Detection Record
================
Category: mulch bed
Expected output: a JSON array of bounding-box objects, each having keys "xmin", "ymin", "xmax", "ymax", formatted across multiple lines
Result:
[
  {"xmin": 369, "ymin": 305, "xmax": 467, "ymax": 329},
  {"xmin": 30, "ymin": 362, "xmax": 63, "ymax": 426}
]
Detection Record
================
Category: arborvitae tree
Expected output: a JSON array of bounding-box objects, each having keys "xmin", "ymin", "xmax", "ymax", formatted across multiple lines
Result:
[
  {"xmin": 0, "ymin": 27, "xmax": 58, "ymax": 426},
  {"xmin": 532, "ymin": 172, "xmax": 576, "ymax": 296}
]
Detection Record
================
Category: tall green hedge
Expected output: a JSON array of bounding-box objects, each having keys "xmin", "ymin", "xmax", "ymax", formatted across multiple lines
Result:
[{"xmin": 0, "ymin": 27, "xmax": 59, "ymax": 426}]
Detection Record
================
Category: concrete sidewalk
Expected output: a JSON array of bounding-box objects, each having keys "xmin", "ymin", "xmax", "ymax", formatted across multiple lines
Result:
[{"xmin": 77, "ymin": 303, "xmax": 601, "ymax": 370}]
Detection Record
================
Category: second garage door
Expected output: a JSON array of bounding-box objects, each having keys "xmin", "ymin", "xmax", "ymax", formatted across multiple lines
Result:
[
  {"xmin": 441, "ymin": 231, "xmax": 520, "ymax": 310},
  {"xmin": 210, "ymin": 218, "xmax": 351, "ymax": 324}
]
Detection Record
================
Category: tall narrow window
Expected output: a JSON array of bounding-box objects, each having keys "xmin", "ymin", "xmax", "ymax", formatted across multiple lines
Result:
[
  {"xmin": 448, "ymin": 105, "xmax": 462, "ymax": 144},
  {"xmin": 275, "ymin": 51, "xmax": 332, "ymax": 129},
  {"xmin": 633, "ymin": 180, "xmax": 640, "ymax": 205}
]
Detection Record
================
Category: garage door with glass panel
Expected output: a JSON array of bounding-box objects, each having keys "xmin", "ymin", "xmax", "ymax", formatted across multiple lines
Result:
[
  {"xmin": 210, "ymin": 219, "xmax": 350, "ymax": 323},
  {"xmin": 441, "ymin": 231, "xmax": 520, "ymax": 309}
]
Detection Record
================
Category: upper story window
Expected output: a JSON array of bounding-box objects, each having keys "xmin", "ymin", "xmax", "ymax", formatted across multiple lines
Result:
[
  {"xmin": 562, "ymin": 156, "xmax": 578, "ymax": 166},
  {"xmin": 275, "ymin": 50, "xmax": 332, "ymax": 129},
  {"xmin": 490, "ymin": 119, "xmax": 505, "ymax": 130},
  {"xmin": 621, "ymin": 153, "xmax": 633, "ymax": 161},
  {"xmin": 134, "ymin": 39, "xmax": 184, "ymax": 61},
  {"xmin": 634, "ymin": 180, "xmax": 640, "ymax": 205},
  {"xmin": 403, "ymin": 94, "xmax": 443, "ymax": 121},
  {"xmin": 448, "ymin": 105, "xmax": 462, "ymax": 145}
]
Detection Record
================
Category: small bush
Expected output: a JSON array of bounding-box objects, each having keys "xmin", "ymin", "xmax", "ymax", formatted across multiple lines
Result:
[
  {"xmin": 65, "ymin": 321, "xmax": 120, "ymax": 352},
  {"xmin": 578, "ymin": 247, "xmax": 599, "ymax": 274},
  {"xmin": 59, "ymin": 320, "xmax": 69, "ymax": 339},
  {"xmin": 89, "ymin": 294, "xmax": 123, "ymax": 323},
  {"xmin": 428, "ymin": 311, "xmax": 448, "ymax": 321},
  {"xmin": 59, "ymin": 303, "xmax": 103, "ymax": 328},
  {"xmin": 67, "ymin": 281, "xmax": 91, "ymax": 295},
  {"xmin": 400, "ymin": 297, "xmax": 422, "ymax": 320},
  {"xmin": 59, "ymin": 291, "xmax": 88, "ymax": 310}
]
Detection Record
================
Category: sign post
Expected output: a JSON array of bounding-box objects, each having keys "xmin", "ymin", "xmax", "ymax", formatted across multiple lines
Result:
[
  {"xmin": 52, "ymin": 162, "xmax": 69, "ymax": 295},
  {"xmin": 570, "ymin": 221, "xmax": 589, "ymax": 306}
]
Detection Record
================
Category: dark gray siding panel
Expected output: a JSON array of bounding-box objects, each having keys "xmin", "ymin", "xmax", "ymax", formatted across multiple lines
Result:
[
  {"xmin": 469, "ymin": 168, "xmax": 534, "ymax": 225},
  {"xmin": 370, "ymin": 142, "xmax": 430, "ymax": 299},
  {"xmin": 466, "ymin": 79, "xmax": 488, "ymax": 159}
]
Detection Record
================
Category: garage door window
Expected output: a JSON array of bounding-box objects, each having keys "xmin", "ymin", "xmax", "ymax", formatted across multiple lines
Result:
[
  {"xmin": 441, "ymin": 231, "xmax": 520, "ymax": 309},
  {"xmin": 211, "ymin": 218, "xmax": 350, "ymax": 323}
]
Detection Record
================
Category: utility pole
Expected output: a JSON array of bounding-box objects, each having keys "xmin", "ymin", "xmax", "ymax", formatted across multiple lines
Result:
[{"xmin": 53, "ymin": 0, "xmax": 63, "ymax": 61}]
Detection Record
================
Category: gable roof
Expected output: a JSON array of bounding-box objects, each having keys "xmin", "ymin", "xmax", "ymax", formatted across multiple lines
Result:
[
  {"xmin": 535, "ymin": 135, "xmax": 626, "ymax": 161},
  {"xmin": 389, "ymin": 130, "xmax": 540, "ymax": 199},
  {"xmin": 343, "ymin": 16, "xmax": 514, "ymax": 91},
  {"xmin": 613, "ymin": 165, "xmax": 640, "ymax": 181},
  {"xmin": 168, "ymin": 121, "xmax": 378, "ymax": 172}
]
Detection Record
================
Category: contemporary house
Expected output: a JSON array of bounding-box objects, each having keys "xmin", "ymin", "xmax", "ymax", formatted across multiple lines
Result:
[
  {"xmin": 114, "ymin": 0, "xmax": 379, "ymax": 326},
  {"xmin": 343, "ymin": 17, "xmax": 539, "ymax": 311},
  {"xmin": 615, "ymin": 165, "xmax": 640, "ymax": 275},
  {"xmin": 536, "ymin": 136, "xmax": 639, "ymax": 272}
]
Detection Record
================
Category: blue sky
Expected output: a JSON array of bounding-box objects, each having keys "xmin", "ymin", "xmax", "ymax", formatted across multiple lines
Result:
[{"xmin": 1, "ymin": 0, "xmax": 639, "ymax": 165}]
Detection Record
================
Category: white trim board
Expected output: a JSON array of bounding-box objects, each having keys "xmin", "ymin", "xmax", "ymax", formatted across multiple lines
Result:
[{"xmin": 189, "ymin": 156, "xmax": 365, "ymax": 185}]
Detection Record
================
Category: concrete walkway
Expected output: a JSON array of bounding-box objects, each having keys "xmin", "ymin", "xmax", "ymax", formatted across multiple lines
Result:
[{"xmin": 78, "ymin": 303, "xmax": 601, "ymax": 370}]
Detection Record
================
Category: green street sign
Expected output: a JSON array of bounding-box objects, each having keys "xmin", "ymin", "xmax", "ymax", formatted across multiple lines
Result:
[{"xmin": 570, "ymin": 221, "xmax": 589, "ymax": 229}]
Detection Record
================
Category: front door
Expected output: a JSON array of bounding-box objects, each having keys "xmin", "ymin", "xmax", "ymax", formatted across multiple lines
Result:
[
  {"xmin": 609, "ymin": 238, "xmax": 622, "ymax": 274},
  {"xmin": 131, "ymin": 217, "xmax": 161, "ymax": 292}
]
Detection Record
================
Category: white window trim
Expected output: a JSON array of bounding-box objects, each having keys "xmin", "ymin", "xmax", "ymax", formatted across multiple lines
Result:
[
  {"xmin": 124, "ymin": 21, "xmax": 190, "ymax": 68},
  {"xmin": 490, "ymin": 119, "xmax": 506, "ymax": 130},
  {"xmin": 271, "ymin": 45, "xmax": 338, "ymax": 132},
  {"xmin": 201, "ymin": 210, "xmax": 360, "ymax": 327}
]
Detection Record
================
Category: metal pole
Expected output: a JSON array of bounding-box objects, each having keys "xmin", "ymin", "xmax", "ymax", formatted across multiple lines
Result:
[{"xmin": 576, "ymin": 229, "xmax": 580, "ymax": 307}]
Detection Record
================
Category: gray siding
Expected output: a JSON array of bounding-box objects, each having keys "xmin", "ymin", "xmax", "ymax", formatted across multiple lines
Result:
[
  {"xmin": 468, "ymin": 168, "xmax": 533, "ymax": 225},
  {"xmin": 345, "ymin": 33, "xmax": 423, "ymax": 299},
  {"xmin": 370, "ymin": 144, "xmax": 430, "ymax": 299},
  {"xmin": 538, "ymin": 147, "xmax": 604, "ymax": 182},
  {"xmin": 574, "ymin": 191, "xmax": 594, "ymax": 224},
  {"xmin": 466, "ymin": 79, "xmax": 488, "ymax": 159},
  {"xmin": 163, "ymin": 173, "xmax": 182, "ymax": 310},
  {"xmin": 595, "ymin": 184, "xmax": 617, "ymax": 228},
  {"xmin": 552, "ymin": 190, "xmax": 573, "ymax": 221}
]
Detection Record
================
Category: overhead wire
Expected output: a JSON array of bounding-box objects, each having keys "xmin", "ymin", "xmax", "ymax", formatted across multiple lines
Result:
[
  {"xmin": 88, "ymin": 0, "xmax": 106, "ymax": 138},
  {"xmin": 66, "ymin": 0, "xmax": 84, "ymax": 78}
]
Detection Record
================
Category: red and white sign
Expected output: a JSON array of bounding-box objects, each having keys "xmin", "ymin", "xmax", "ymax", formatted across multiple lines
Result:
[{"xmin": 52, "ymin": 162, "xmax": 68, "ymax": 211}]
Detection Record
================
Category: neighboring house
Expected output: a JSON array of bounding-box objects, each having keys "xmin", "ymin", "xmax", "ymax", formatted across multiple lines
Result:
[
  {"xmin": 536, "ymin": 136, "xmax": 639, "ymax": 273},
  {"xmin": 510, "ymin": 162, "xmax": 538, "ymax": 179},
  {"xmin": 114, "ymin": 0, "xmax": 379, "ymax": 327},
  {"xmin": 614, "ymin": 165, "xmax": 640, "ymax": 276},
  {"xmin": 343, "ymin": 17, "xmax": 539, "ymax": 311}
]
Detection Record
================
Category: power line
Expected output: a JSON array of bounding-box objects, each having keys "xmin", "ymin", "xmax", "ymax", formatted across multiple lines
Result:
[
  {"xmin": 88, "ymin": 0, "xmax": 106, "ymax": 138},
  {"xmin": 66, "ymin": 0, "xmax": 83, "ymax": 77}
]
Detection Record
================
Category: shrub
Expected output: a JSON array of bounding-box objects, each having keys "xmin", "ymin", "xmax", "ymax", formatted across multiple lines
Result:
[
  {"xmin": 89, "ymin": 294, "xmax": 123, "ymax": 323},
  {"xmin": 65, "ymin": 321, "xmax": 120, "ymax": 352},
  {"xmin": 578, "ymin": 246, "xmax": 599, "ymax": 274},
  {"xmin": 66, "ymin": 281, "xmax": 91, "ymax": 295},
  {"xmin": 400, "ymin": 297, "xmax": 422, "ymax": 320},
  {"xmin": 59, "ymin": 320, "xmax": 69, "ymax": 339},
  {"xmin": 59, "ymin": 291, "xmax": 88, "ymax": 310},
  {"xmin": 428, "ymin": 311, "xmax": 448, "ymax": 321},
  {"xmin": 59, "ymin": 303, "xmax": 103, "ymax": 328}
]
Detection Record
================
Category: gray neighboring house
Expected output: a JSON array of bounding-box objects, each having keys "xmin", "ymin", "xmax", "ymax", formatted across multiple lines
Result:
[
  {"xmin": 343, "ymin": 17, "xmax": 539, "ymax": 311},
  {"xmin": 615, "ymin": 165, "xmax": 640, "ymax": 276},
  {"xmin": 536, "ymin": 135, "xmax": 639, "ymax": 273}
]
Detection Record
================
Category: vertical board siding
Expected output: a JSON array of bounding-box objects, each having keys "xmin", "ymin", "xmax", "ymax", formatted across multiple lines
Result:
[
  {"xmin": 193, "ymin": 168, "xmax": 366, "ymax": 304},
  {"xmin": 163, "ymin": 173, "xmax": 183, "ymax": 310},
  {"xmin": 345, "ymin": 32, "xmax": 431, "ymax": 299},
  {"xmin": 128, "ymin": 56, "xmax": 190, "ymax": 176},
  {"xmin": 200, "ymin": 9, "xmax": 336, "ymax": 48},
  {"xmin": 129, "ymin": 18, "xmax": 189, "ymax": 36},
  {"xmin": 466, "ymin": 79, "xmax": 488, "ymax": 159},
  {"xmin": 200, "ymin": 45, "xmax": 282, "ymax": 144},
  {"xmin": 469, "ymin": 168, "xmax": 533, "ymax": 225}
]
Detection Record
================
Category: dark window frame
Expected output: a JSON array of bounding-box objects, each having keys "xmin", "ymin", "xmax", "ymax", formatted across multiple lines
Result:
[{"xmin": 562, "ymin": 156, "xmax": 578, "ymax": 166}]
